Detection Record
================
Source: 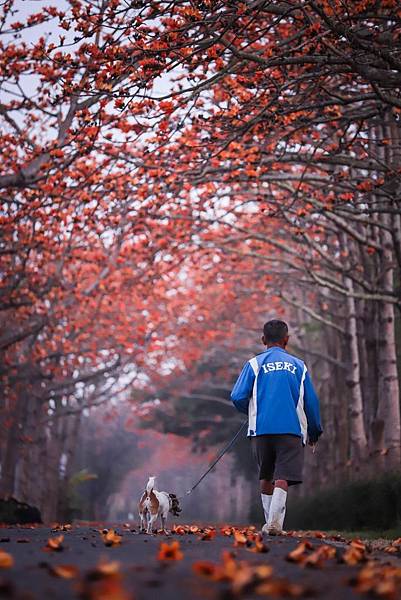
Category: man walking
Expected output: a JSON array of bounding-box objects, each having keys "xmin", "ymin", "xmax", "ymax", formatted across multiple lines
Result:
[{"xmin": 230, "ymin": 320, "xmax": 322, "ymax": 535}]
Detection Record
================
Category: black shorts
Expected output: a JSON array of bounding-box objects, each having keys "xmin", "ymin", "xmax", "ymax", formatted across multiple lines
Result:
[{"xmin": 250, "ymin": 434, "xmax": 304, "ymax": 486}]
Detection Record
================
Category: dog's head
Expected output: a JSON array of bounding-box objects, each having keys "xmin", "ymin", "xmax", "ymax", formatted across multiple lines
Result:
[{"xmin": 168, "ymin": 493, "xmax": 182, "ymax": 517}]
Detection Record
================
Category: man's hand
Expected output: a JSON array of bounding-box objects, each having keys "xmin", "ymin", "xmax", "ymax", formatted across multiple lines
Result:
[{"xmin": 308, "ymin": 439, "xmax": 318, "ymax": 454}]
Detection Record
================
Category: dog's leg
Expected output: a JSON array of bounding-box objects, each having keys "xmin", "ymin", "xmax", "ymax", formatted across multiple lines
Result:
[
  {"xmin": 147, "ymin": 512, "xmax": 158, "ymax": 534},
  {"xmin": 161, "ymin": 513, "xmax": 168, "ymax": 535},
  {"xmin": 139, "ymin": 511, "xmax": 146, "ymax": 533}
]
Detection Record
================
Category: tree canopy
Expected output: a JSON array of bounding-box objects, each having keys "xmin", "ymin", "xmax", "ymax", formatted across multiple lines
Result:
[{"xmin": 1, "ymin": 0, "xmax": 400, "ymax": 519}]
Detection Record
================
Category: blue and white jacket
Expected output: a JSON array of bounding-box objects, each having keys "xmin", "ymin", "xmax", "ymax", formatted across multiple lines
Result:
[{"xmin": 231, "ymin": 347, "xmax": 323, "ymax": 444}]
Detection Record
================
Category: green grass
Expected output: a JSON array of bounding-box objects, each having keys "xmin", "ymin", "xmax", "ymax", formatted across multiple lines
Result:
[{"xmin": 324, "ymin": 529, "xmax": 401, "ymax": 541}]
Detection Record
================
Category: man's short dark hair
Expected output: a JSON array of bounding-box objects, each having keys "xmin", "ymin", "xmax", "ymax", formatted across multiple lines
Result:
[{"xmin": 263, "ymin": 320, "xmax": 288, "ymax": 342}]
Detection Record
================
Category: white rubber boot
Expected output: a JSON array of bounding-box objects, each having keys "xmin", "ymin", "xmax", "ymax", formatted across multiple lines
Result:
[
  {"xmin": 278, "ymin": 500, "xmax": 286, "ymax": 532},
  {"xmin": 263, "ymin": 487, "xmax": 287, "ymax": 535},
  {"xmin": 261, "ymin": 493, "xmax": 272, "ymax": 528}
]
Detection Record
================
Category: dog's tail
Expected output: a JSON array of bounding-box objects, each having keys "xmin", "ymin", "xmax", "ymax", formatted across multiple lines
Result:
[{"xmin": 146, "ymin": 476, "xmax": 156, "ymax": 493}]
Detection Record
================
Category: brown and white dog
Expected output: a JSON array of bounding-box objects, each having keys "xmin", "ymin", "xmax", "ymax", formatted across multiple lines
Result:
[{"xmin": 138, "ymin": 476, "xmax": 181, "ymax": 534}]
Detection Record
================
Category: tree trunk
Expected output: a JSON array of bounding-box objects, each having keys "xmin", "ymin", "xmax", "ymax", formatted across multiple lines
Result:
[
  {"xmin": 0, "ymin": 398, "xmax": 23, "ymax": 497},
  {"xmin": 376, "ymin": 288, "xmax": 400, "ymax": 468},
  {"xmin": 344, "ymin": 274, "xmax": 368, "ymax": 467},
  {"xmin": 16, "ymin": 394, "xmax": 40, "ymax": 505},
  {"xmin": 58, "ymin": 412, "xmax": 82, "ymax": 521},
  {"xmin": 375, "ymin": 118, "xmax": 401, "ymax": 469}
]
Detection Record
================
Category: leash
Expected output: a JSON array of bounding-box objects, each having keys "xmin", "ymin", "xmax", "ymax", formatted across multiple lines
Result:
[{"xmin": 178, "ymin": 421, "xmax": 248, "ymax": 500}]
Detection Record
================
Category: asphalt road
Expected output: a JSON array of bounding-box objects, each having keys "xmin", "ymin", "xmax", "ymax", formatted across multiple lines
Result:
[{"xmin": 0, "ymin": 524, "xmax": 398, "ymax": 599}]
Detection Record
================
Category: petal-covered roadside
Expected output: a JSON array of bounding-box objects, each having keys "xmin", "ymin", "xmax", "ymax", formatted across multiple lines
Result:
[{"xmin": 0, "ymin": 524, "xmax": 400, "ymax": 599}]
